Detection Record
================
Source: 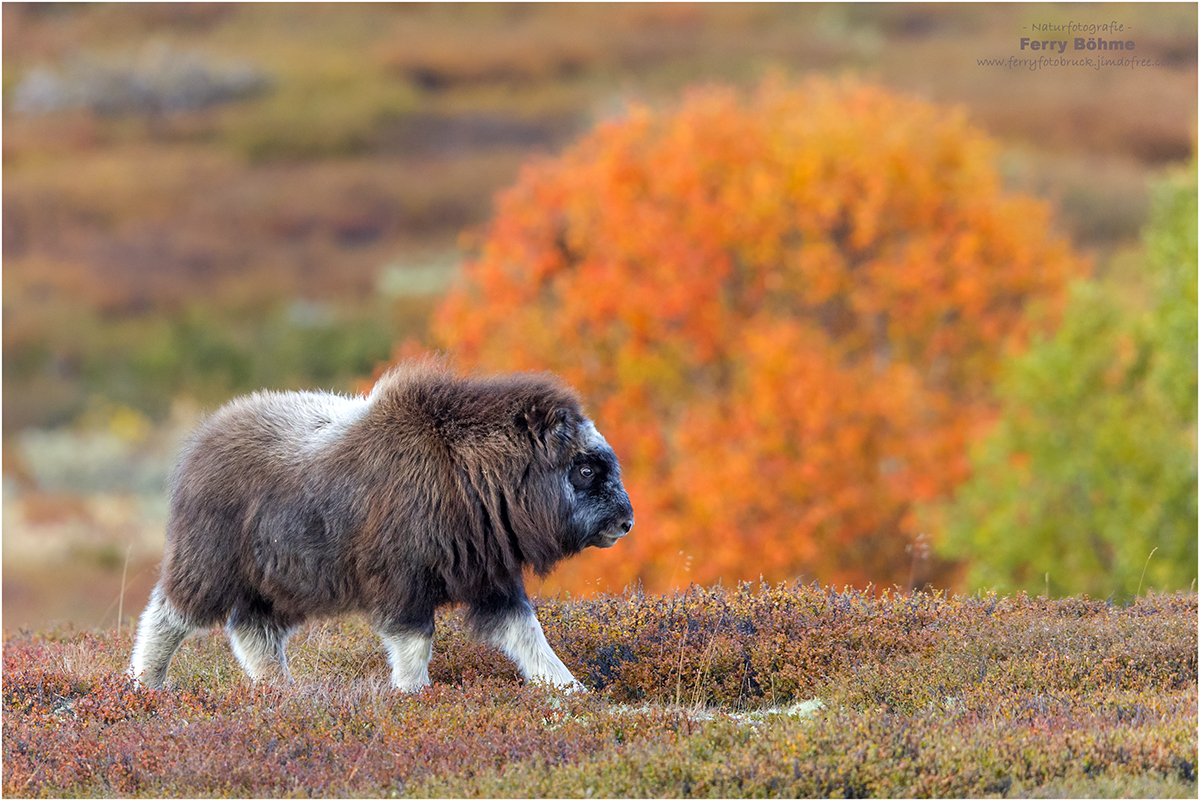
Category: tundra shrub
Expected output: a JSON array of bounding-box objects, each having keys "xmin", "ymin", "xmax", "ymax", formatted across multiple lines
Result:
[
  {"xmin": 4, "ymin": 586, "xmax": 1195, "ymax": 797},
  {"xmin": 933, "ymin": 170, "xmax": 1198, "ymax": 600},
  {"xmin": 431, "ymin": 75, "xmax": 1087, "ymax": 595}
]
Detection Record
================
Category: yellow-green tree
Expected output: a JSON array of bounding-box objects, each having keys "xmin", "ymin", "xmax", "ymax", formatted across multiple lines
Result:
[{"xmin": 933, "ymin": 170, "xmax": 1197, "ymax": 600}]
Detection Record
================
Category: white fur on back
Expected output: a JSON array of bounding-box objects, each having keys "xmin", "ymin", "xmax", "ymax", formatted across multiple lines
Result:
[
  {"xmin": 216, "ymin": 389, "xmax": 371, "ymax": 458},
  {"xmin": 299, "ymin": 393, "xmax": 371, "ymax": 453}
]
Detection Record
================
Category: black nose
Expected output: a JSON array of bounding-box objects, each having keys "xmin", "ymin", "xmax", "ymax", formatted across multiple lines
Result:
[{"xmin": 620, "ymin": 518, "xmax": 634, "ymax": 534}]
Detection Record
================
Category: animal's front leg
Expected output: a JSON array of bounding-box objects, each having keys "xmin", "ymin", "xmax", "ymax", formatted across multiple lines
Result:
[
  {"xmin": 377, "ymin": 623, "xmax": 434, "ymax": 692},
  {"xmin": 470, "ymin": 592, "xmax": 584, "ymax": 692}
]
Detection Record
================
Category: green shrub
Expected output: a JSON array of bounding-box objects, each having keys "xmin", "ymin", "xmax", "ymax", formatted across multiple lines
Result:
[
  {"xmin": 931, "ymin": 170, "xmax": 1198, "ymax": 600},
  {"xmin": 222, "ymin": 61, "xmax": 417, "ymax": 162},
  {"xmin": 7, "ymin": 300, "xmax": 399, "ymax": 424}
]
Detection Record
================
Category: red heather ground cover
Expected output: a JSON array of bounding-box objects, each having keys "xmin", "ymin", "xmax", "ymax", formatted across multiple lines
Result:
[{"xmin": 3, "ymin": 583, "xmax": 1196, "ymax": 797}]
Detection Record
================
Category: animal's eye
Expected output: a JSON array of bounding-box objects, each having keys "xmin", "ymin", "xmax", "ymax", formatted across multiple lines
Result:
[{"xmin": 570, "ymin": 464, "xmax": 595, "ymax": 489}]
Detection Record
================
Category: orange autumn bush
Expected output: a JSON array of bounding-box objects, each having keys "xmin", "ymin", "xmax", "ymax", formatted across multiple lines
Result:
[{"xmin": 430, "ymin": 76, "xmax": 1088, "ymax": 595}]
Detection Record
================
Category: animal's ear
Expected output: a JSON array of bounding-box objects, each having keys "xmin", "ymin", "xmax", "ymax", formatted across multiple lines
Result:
[{"xmin": 523, "ymin": 405, "xmax": 576, "ymax": 459}]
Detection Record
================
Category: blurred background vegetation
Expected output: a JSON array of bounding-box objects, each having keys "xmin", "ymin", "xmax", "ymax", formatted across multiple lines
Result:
[{"xmin": 3, "ymin": 2, "xmax": 1196, "ymax": 630}]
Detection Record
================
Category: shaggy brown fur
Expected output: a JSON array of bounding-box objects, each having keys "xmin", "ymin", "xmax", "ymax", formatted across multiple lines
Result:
[{"xmin": 129, "ymin": 360, "xmax": 633, "ymax": 691}]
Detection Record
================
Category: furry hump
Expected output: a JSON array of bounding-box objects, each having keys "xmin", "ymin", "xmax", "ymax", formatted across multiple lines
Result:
[
  {"xmin": 352, "ymin": 360, "xmax": 595, "ymax": 577},
  {"xmin": 365, "ymin": 359, "xmax": 586, "ymax": 462}
]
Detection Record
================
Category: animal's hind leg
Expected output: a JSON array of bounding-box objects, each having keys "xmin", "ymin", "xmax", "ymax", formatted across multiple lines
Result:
[
  {"xmin": 128, "ymin": 583, "xmax": 199, "ymax": 689},
  {"xmin": 226, "ymin": 608, "xmax": 296, "ymax": 684}
]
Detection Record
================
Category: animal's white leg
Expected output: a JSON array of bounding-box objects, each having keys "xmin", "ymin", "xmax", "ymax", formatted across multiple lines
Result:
[
  {"xmin": 378, "ymin": 629, "xmax": 433, "ymax": 692},
  {"xmin": 487, "ymin": 608, "xmax": 584, "ymax": 692},
  {"xmin": 227, "ymin": 620, "xmax": 293, "ymax": 683},
  {"xmin": 128, "ymin": 584, "xmax": 197, "ymax": 689}
]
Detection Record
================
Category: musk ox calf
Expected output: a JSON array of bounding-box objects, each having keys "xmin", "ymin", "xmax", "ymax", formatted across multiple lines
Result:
[{"xmin": 128, "ymin": 361, "xmax": 633, "ymax": 692}]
